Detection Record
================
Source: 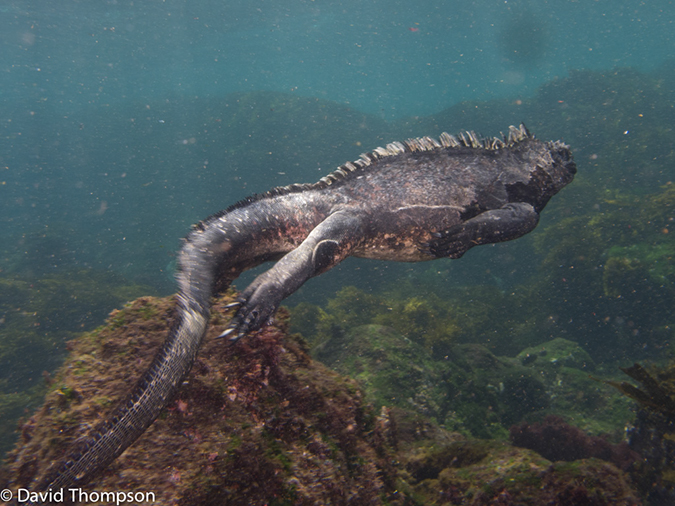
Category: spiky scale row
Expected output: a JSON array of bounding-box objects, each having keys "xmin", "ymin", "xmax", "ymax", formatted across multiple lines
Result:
[
  {"xmin": 317, "ymin": 123, "xmax": 532, "ymax": 187},
  {"xmin": 201, "ymin": 124, "xmax": 534, "ymax": 228}
]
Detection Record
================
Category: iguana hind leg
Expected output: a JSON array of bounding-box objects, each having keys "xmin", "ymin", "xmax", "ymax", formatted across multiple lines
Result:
[{"xmin": 223, "ymin": 211, "xmax": 363, "ymax": 341}]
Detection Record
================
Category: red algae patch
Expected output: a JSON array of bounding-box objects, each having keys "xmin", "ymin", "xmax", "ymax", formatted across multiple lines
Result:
[
  {"xmin": 0, "ymin": 292, "xmax": 643, "ymax": 505},
  {"xmin": 1, "ymin": 293, "xmax": 390, "ymax": 505}
]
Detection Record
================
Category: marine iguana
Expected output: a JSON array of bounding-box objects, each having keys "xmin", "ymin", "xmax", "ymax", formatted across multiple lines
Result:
[{"xmin": 22, "ymin": 124, "xmax": 575, "ymax": 503}]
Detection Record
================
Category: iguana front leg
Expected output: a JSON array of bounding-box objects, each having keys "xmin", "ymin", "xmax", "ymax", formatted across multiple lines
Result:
[
  {"xmin": 423, "ymin": 202, "xmax": 540, "ymax": 259},
  {"xmin": 222, "ymin": 211, "xmax": 364, "ymax": 342}
]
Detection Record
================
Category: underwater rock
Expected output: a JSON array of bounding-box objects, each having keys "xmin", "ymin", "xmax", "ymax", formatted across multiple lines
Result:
[
  {"xmin": 399, "ymin": 435, "xmax": 641, "ymax": 506},
  {"xmin": 312, "ymin": 318, "xmax": 550, "ymax": 438},
  {"xmin": 514, "ymin": 338, "xmax": 633, "ymax": 436},
  {"xmin": 510, "ymin": 415, "xmax": 639, "ymax": 470},
  {"xmin": 295, "ymin": 285, "xmax": 634, "ymax": 439},
  {"xmin": 516, "ymin": 337, "xmax": 595, "ymax": 371},
  {"xmin": 296, "ymin": 285, "xmax": 462, "ymax": 359},
  {"xmin": 0, "ymin": 293, "xmax": 392, "ymax": 505},
  {"xmin": 314, "ymin": 323, "xmax": 444, "ymax": 419},
  {"xmin": 0, "ymin": 292, "xmax": 645, "ymax": 505},
  {"xmin": 441, "ymin": 344, "xmax": 550, "ymax": 433}
]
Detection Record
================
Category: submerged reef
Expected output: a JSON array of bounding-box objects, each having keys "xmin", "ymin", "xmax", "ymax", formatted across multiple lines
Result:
[
  {"xmin": 399, "ymin": 437, "xmax": 640, "ymax": 506},
  {"xmin": 293, "ymin": 286, "xmax": 634, "ymax": 440},
  {"xmin": 529, "ymin": 183, "xmax": 675, "ymax": 363},
  {"xmin": 1, "ymin": 293, "xmax": 389, "ymax": 505},
  {"xmin": 510, "ymin": 415, "xmax": 639, "ymax": 470},
  {"xmin": 0, "ymin": 269, "xmax": 152, "ymax": 461},
  {"xmin": 0, "ymin": 293, "xmax": 644, "ymax": 505}
]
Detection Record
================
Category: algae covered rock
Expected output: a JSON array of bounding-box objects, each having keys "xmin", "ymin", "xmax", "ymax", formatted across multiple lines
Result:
[
  {"xmin": 514, "ymin": 338, "xmax": 634, "ymax": 436},
  {"xmin": 438, "ymin": 344, "xmax": 549, "ymax": 437},
  {"xmin": 312, "ymin": 319, "xmax": 550, "ymax": 439},
  {"xmin": 394, "ymin": 431, "xmax": 641, "ymax": 506},
  {"xmin": 294, "ymin": 283, "xmax": 636, "ymax": 441},
  {"xmin": 0, "ymin": 292, "xmax": 645, "ymax": 505},
  {"xmin": 314, "ymin": 324, "xmax": 444, "ymax": 419},
  {"xmin": 293, "ymin": 285, "xmax": 461, "ymax": 358},
  {"xmin": 516, "ymin": 337, "xmax": 595, "ymax": 372},
  {"xmin": 1, "ymin": 293, "xmax": 393, "ymax": 505},
  {"xmin": 0, "ymin": 269, "xmax": 154, "ymax": 463},
  {"xmin": 510, "ymin": 415, "xmax": 639, "ymax": 470}
]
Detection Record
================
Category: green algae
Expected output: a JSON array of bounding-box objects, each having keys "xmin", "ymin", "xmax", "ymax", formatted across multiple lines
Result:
[
  {"xmin": 293, "ymin": 286, "xmax": 634, "ymax": 440},
  {"xmin": 529, "ymin": 183, "xmax": 675, "ymax": 363},
  {"xmin": 0, "ymin": 269, "xmax": 155, "ymax": 461},
  {"xmin": 403, "ymin": 437, "xmax": 639, "ymax": 506},
  {"xmin": 1, "ymin": 290, "xmax": 644, "ymax": 505},
  {"xmin": 296, "ymin": 285, "xmax": 463, "ymax": 358}
]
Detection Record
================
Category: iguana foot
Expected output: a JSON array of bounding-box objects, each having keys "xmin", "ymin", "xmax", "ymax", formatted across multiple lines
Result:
[{"xmin": 218, "ymin": 283, "xmax": 281, "ymax": 343}]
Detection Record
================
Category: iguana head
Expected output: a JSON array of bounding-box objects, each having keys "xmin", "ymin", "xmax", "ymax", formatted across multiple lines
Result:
[{"xmin": 504, "ymin": 135, "xmax": 577, "ymax": 212}]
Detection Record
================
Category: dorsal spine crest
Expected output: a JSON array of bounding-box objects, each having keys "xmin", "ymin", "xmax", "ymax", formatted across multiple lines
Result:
[{"xmin": 211, "ymin": 124, "xmax": 534, "ymax": 221}]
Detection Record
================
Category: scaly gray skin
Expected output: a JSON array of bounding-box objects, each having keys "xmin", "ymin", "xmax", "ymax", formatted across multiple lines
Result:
[{"xmin": 23, "ymin": 124, "xmax": 575, "ymax": 504}]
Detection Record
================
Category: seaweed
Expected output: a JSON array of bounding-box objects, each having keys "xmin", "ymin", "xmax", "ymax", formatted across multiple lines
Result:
[
  {"xmin": 0, "ymin": 292, "xmax": 644, "ymax": 505},
  {"xmin": 294, "ymin": 284, "xmax": 634, "ymax": 440},
  {"xmin": 0, "ymin": 269, "xmax": 154, "ymax": 460},
  {"xmin": 603, "ymin": 362, "xmax": 675, "ymax": 503},
  {"xmin": 608, "ymin": 363, "xmax": 675, "ymax": 418},
  {"xmin": 0, "ymin": 293, "xmax": 394, "ymax": 505}
]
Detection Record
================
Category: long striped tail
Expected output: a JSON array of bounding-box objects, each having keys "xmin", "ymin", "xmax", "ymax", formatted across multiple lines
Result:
[{"xmin": 24, "ymin": 230, "xmax": 221, "ymax": 504}]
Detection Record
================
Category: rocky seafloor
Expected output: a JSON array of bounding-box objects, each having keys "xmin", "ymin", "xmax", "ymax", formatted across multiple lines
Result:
[{"xmin": 1, "ymin": 292, "xmax": 642, "ymax": 505}]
